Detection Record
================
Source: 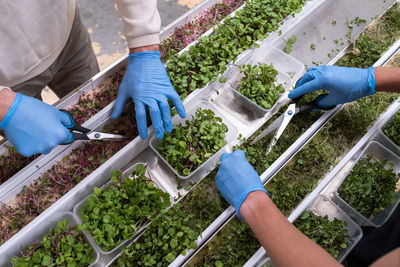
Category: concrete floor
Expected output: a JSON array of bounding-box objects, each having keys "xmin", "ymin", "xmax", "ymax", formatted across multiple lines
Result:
[{"xmin": 42, "ymin": 0, "xmax": 204, "ymax": 104}]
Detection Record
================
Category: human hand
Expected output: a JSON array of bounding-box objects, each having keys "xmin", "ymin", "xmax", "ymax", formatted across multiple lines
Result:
[
  {"xmin": 111, "ymin": 51, "xmax": 186, "ymax": 139},
  {"xmin": 0, "ymin": 93, "xmax": 74, "ymax": 157},
  {"xmin": 215, "ymin": 150, "xmax": 268, "ymax": 219},
  {"xmin": 288, "ymin": 66, "xmax": 375, "ymax": 108}
]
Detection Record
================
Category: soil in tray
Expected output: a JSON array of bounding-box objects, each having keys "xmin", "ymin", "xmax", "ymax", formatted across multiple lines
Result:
[
  {"xmin": 337, "ymin": 156, "xmax": 399, "ymax": 219},
  {"xmin": 0, "ymin": 111, "xmax": 136, "ymax": 246},
  {"xmin": 10, "ymin": 219, "xmax": 96, "ymax": 266}
]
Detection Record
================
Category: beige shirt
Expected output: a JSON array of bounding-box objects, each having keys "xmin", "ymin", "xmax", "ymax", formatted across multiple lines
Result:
[{"xmin": 0, "ymin": 0, "xmax": 161, "ymax": 88}]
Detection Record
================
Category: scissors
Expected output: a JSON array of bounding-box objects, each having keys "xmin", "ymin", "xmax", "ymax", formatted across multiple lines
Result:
[
  {"xmin": 250, "ymin": 93, "xmax": 336, "ymax": 155},
  {"xmin": 60, "ymin": 110, "xmax": 130, "ymax": 144}
]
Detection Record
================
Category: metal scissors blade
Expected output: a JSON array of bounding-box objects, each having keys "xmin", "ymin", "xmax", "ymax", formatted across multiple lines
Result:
[
  {"xmin": 265, "ymin": 103, "xmax": 296, "ymax": 155},
  {"xmin": 86, "ymin": 132, "xmax": 129, "ymax": 141}
]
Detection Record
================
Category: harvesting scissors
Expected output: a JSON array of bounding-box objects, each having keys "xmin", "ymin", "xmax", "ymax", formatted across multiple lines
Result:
[
  {"xmin": 60, "ymin": 110, "xmax": 130, "ymax": 144},
  {"xmin": 250, "ymin": 93, "xmax": 336, "ymax": 155}
]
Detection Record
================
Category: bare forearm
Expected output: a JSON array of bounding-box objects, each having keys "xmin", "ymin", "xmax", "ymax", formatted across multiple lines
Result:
[
  {"xmin": 129, "ymin": 44, "xmax": 160, "ymax": 54},
  {"xmin": 375, "ymin": 67, "xmax": 400, "ymax": 93},
  {"xmin": 240, "ymin": 191, "xmax": 341, "ymax": 267},
  {"xmin": 0, "ymin": 88, "xmax": 16, "ymax": 122}
]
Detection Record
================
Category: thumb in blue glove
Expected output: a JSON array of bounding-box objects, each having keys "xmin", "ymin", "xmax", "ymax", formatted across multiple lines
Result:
[
  {"xmin": 0, "ymin": 93, "xmax": 74, "ymax": 157},
  {"xmin": 288, "ymin": 65, "xmax": 375, "ymax": 108},
  {"xmin": 216, "ymin": 150, "xmax": 268, "ymax": 219},
  {"xmin": 111, "ymin": 51, "xmax": 186, "ymax": 139}
]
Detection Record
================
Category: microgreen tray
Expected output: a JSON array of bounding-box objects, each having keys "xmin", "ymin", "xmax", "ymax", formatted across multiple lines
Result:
[
  {"xmin": 228, "ymin": 44, "xmax": 300, "ymax": 117},
  {"xmin": 150, "ymin": 100, "xmax": 239, "ymax": 180},
  {"xmin": 6, "ymin": 212, "xmax": 99, "ymax": 266},
  {"xmin": 304, "ymin": 195, "xmax": 363, "ymax": 262},
  {"xmin": 73, "ymin": 162, "xmax": 169, "ymax": 255},
  {"xmin": 333, "ymin": 141, "xmax": 400, "ymax": 227},
  {"xmin": 378, "ymin": 108, "xmax": 400, "ymax": 157}
]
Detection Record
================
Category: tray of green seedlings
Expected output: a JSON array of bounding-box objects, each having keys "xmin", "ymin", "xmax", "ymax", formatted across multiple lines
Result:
[
  {"xmin": 333, "ymin": 141, "xmax": 400, "ymax": 227},
  {"xmin": 73, "ymin": 163, "xmax": 171, "ymax": 255},
  {"xmin": 150, "ymin": 101, "xmax": 238, "ymax": 179},
  {"xmin": 262, "ymin": 195, "xmax": 362, "ymax": 266},
  {"xmin": 227, "ymin": 45, "xmax": 295, "ymax": 117},
  {"xmin": 7, "ymin": 212, "xmax": 99, "ymax": 267},
  {"xmin": 379, "ymin": 108, "xmax": 400, "ymax": 157},
  {"xmin": 294, "ymin": 195, "xmax": 362, "ymax": 262}
]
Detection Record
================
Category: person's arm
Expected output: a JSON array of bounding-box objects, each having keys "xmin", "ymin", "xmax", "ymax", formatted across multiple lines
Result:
[
  {"xmin": 370, "ymin": 247, "xmax": 400, "ymax": 267},
  {"xmin": 240, "ymin": 191, "xmax": 340, "ymax": 267},
  {"xmin": 288, "ymin": 66, "xmax": 400, "ymax": 108},
  {"xmin": 112, "ymin": 0, "xmax": 186, "ymax": 140},
  {"xmin": 216, "ymin": 150, "xmax": 341, "ymax": 267},
  {"xmin": 0, "ymin": 88, "xmax": 16, "ymax": 121},
  {"xmin": 374, "ymin": 67, "xmax": 400, "ymax": 93}
]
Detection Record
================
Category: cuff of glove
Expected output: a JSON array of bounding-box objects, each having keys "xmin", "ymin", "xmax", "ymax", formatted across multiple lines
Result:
[
  {"xmin": 235, "ymin": 186, "xmax": 269, "ymax": 220},
  {"xmin": 367, "ymin": 67, "xmax": 376, "ymax": 95},
  {"xmin": 129, "ymin": 50, "xmax": 161, "ymax": 60},
  {"xmin": 0, "ymin": 93, "xmax": 22, "ymax": 129}
]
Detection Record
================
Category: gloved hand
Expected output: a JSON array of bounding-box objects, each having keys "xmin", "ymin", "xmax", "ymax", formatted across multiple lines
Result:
[
  {"xmin": 288, "ymin": 65, "xmax": 376, "ymax": 108},
  {"xmin": 0, "ymin": 93, "xmax": 74, "ymax": 157},
  {"xmin": 111, "ymin": 51, "xmax": 186, "ymax": 139},
  {"xmin": 216, "ymin": 150, "xmax": 268, "ymax": 219}
]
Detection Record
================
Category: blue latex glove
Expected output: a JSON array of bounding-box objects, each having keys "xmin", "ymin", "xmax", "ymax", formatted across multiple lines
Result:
[
  {"xmin": 111, "ymin": 51, "xmax": 186, "ymax": 139},
  {"xmin": 216, "ymin": 150, "xmax": 268, "ymax": 219},
  {"xmin": 288, "ymin": 66, "xmax": 376, "ymax": 108},
  {"xmin": 0, "ymin": 93, "xmax": 74, "ymax": 157}
]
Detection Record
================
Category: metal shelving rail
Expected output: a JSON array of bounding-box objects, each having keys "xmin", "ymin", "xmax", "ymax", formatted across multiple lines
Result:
[{"xmin": 244, "ymin": 36, "xmax": 400, "ymax": 267}]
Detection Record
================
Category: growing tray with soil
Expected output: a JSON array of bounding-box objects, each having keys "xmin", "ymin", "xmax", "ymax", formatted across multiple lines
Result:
[
  {"xmin": 77, "ymin": 164, "xmax": 170, "ymax": 252},
  {"xmin": 10, "ymin": 219, "xmax": 96, "ymax": 266},
  {"xmin": 337, "ymin": 156, "xmax": 399, "ymax": 218}
]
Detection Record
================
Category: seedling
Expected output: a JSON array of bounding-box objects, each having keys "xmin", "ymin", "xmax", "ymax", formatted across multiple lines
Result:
[
  {"xmin": 383, "ymin": 111, "xmax": 400, "ymax": 146},
  {"xmin": 156, "ymin": 108, "xmax": 228, "ymax": 176},
  {"xmin": 338, "ymin": 156, "xmax": 398, "ymax": 218},
  {"xmin": 237, "ymin": 63, "xmax": 285, "ymax": 109},
  {"xmin": 283, "ymin": 35, "xmax": 297, "ymax": 54},
  {"xmin": 10, "ymin": 220, "xmax": 95, "ymax": 266},
  {"xmin": 79, "ymin": 165, "xmax": 170, "ymax": 251},
  {"xmin": 294, "ymin": 212, "xmax": 350, "ymax": 258}
]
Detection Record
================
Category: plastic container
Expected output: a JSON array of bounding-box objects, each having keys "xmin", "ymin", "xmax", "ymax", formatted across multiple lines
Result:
[
  {"xmin": 226, "ymin": 43, "xmax": 303, "ymax": 117},
  {"xmin": 73, "ymin": 162, "xmax": 167, "ymax": 255},
  {"xmin": 7, "ymin": 212, "xmax": 99, "ymax": 267},
  {"xmin": 378, "ymin": 108, "xmax": 400, "ymax": 157},
  {"xmin": 333, "ymin": 141, "xmax": 400, "ymax": 227},
  {"xmin": 150, "ymin": 100, "xmax": 239, "ymax": 180},
  {"xmin": 302, "ymin": 195, "xmax": 363, "ymax": 262}
]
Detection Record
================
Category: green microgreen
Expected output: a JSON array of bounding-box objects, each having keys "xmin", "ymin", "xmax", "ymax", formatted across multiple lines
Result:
[
  {"xmin": 294, "ymin": 212, "xmax": 350, "ymax": 258},
  {"xmin": 383, "ymin": 111, "xmax": 400, "ymax": 147},
  {"xmin": 10, "ymin": 220, "xmax": 95, "ymax": 266},
  {"xmin": 283, "ymin": 35, "xmax": 297, "ymax": 54},
  {"xmin": 236, "ymin": 63, "xmax": 285, "ymax": 109},
  {"xmin": 79, "ymin": 165, "xmax": 170, "ymax": 251},
  {"xmin": 156, "ymin": 108, "xmax": 228, "ymax": 176},
  {"xmin": 337, "ymin": 156, "xmax": 398, "ymax": 218}
]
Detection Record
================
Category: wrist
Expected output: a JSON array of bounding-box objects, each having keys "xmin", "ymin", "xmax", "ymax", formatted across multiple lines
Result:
[
  {"xmin": 0, "ymin": 89, "xmax": 17, "ymax": 124},
  {"xmin": 239, "ymin": 191, "xmax": 271, "ymax": 220},
  {"xmin": 129, "ymin": 44, "xmax": 160, "ymax": 54}
]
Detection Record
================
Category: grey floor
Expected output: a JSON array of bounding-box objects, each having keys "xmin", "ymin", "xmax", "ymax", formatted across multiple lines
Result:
[{"xmin": 76, "ymin": 0, "xmax": 203, "ymax": 70}]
